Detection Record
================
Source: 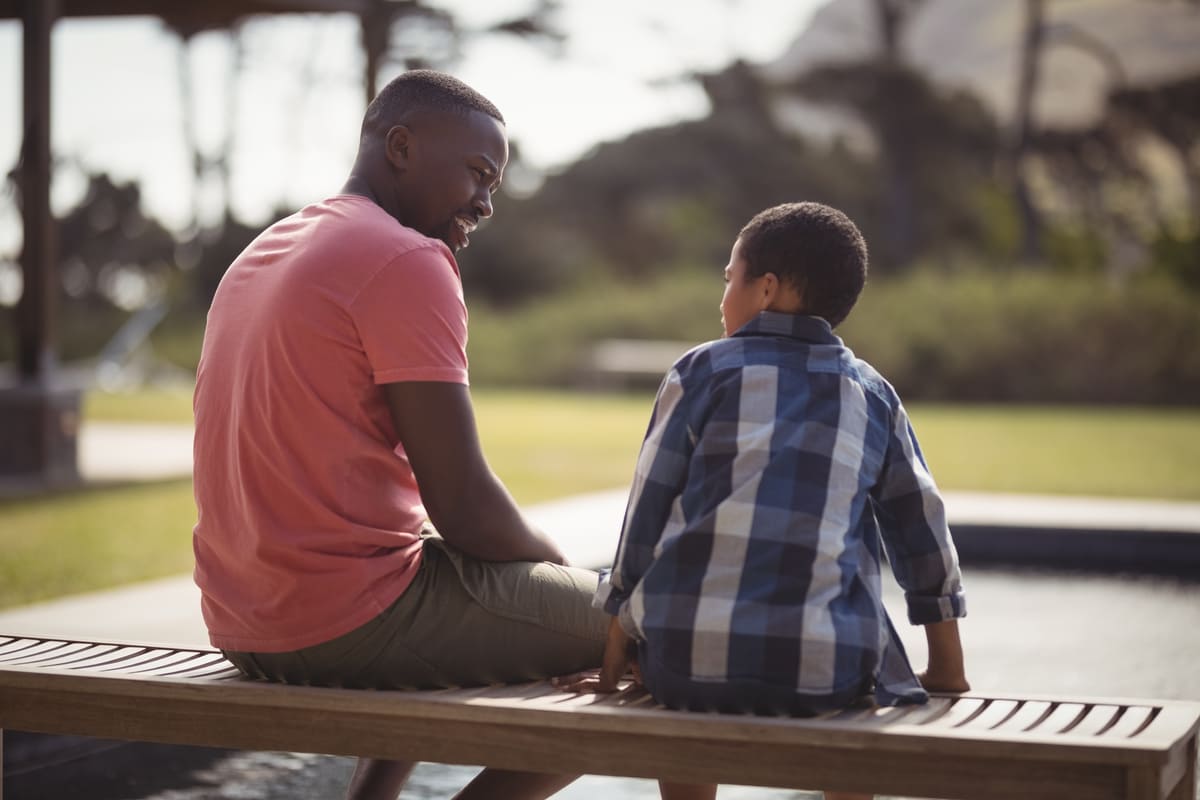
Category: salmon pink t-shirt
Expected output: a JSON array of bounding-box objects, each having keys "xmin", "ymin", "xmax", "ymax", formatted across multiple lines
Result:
[{"xmin": 192, "ymin": 194, "xmax": 468, "ymax": 652}]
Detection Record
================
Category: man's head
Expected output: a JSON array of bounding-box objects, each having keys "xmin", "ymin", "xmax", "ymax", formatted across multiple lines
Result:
[
  {"xmin": 721, "ymin": 202, "xmax": 868, "ymax": 334},
  {"xmin": 351, "ymin": 70, "xmax": 508, "ymax": 252}
]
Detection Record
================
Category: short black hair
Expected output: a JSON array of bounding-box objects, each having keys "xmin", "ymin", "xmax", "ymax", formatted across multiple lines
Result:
[
  {"xmin": 361, "ymin": 69, "xmax": 504, "ymax": 136},
  {"xmin": 737, "ymin": 202, "xmax": 868, "ymax": 328}
]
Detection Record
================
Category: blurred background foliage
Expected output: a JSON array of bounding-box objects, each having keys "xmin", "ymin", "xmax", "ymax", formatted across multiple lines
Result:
[{"xmin": 2, "ymin": 0, "xmax": 1199, "ymax": 404}]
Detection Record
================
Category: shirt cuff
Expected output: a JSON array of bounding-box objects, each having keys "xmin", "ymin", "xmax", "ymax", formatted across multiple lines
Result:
[
  {"xmin": 905, "ymin": 587, "xmax": 967, "ymax": 625},
  {"xmin": 594, "ymin": 571, "xmax": 619, "ymax": 610}
]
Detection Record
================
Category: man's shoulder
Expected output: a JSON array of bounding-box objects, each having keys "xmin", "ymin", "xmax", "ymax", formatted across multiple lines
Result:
[{"xmin": 309, "ymin": 195, "xmax": 455, "ymax": 266}]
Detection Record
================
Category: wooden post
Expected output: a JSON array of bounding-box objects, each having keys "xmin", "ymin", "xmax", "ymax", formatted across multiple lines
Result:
[
  {"xmin": 16, "ymin": 0, "xmax": 58, "ymax": 380},
  {"xmin": 0, "ymin": 0, "xmax": 80, "ymax": 485}
]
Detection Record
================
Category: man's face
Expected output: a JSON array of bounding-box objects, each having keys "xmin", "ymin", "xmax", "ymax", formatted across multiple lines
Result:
[
  {"xmin": 720, "ymin": 237, "xmax": 768, "ymax": 336},
  {"xmin": 392, "ymin": 109, "xmax": 508, "ymax": 252}
]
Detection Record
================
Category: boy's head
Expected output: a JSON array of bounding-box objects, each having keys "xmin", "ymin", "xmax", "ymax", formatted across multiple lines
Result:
[{"xmin": 721, "ymin": 202, "xmax": 867, "ymax": 334}]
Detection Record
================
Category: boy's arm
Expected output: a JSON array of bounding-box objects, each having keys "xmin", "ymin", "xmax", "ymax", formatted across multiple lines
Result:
[
  {"xmin": 873, "ymin": 401, "xmax": 969, "ymax": 695},
  {"xmin": 919, "ymin": 619, "xmax": 970, "ymax": 693},
  {"xmin": 602, "ymin": 370, "xmax": 694, "ymax": 614}
]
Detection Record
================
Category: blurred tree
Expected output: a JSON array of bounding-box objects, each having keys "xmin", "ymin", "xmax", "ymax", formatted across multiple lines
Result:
[
  {"xmin": 1010, "ymin": 0, "xmax": 1046, "ymax": 263},
  {"xmin": 1008, "ymin": 0, "xmax": 1130, "ymax": 264},
  {"xmin": 157, "ymin": 0, "xmax": 564, "ymax": 309},
  {"xmin": 459, "ymin": 61, "xmax": 881, "ymax": 305},
  {"xmin": 55, "ymin": 173, "xmax": 177, "ymax": 312},
  {"xmin": 782, "ymin": 62, "xmax": 1000, "ymax": 272},
  {"xmin": 868, "ymin": 0, "xmax": 927, "ymax": 268},
  {"xmin": 1110, "ymin": 75, "xmax": 1200, "ymax": 222},
  {"xmin": 1030, "ymin": 72, "xmax": 1200, "ymax": 283}
]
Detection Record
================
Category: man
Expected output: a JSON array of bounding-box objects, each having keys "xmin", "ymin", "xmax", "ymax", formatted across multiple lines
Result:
[{"xmin": 193, "ymin": 70, "xmax": 606, "ymax": 800}]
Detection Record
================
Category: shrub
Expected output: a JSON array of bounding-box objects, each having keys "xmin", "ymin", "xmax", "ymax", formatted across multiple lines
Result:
[{"xmin": 469, "ymin": 268, "xmax": 1200, "ymax": 405}]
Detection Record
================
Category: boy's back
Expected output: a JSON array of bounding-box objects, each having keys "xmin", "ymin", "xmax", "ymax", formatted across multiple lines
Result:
[{"xmin": 601, "ymin": 311, "xmax": 964, "ymax": 712}]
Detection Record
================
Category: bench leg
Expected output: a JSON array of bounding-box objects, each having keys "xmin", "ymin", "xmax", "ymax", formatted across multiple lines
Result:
[{"xmin": 1168, "ymin": 734, "xmax": 1198, "ymax": 800}]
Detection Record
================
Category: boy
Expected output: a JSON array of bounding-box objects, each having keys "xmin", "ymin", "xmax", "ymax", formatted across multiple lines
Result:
[{"xmin": 555, "ymin": 202, "xmax": 969, "ymax": 800}]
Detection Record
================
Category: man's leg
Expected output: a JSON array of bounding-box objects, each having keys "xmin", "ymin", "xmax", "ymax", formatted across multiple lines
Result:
[
  {"xmin": 453, "ymin": 769, "xmax": 577, "ymax": 799},
  {"xmin": 337, "ymin": 540, "xmax": 605, "ymax": 799},
  {"xmin": 345, "ymin": 758, "xmax": 416, "ymax": 800}
]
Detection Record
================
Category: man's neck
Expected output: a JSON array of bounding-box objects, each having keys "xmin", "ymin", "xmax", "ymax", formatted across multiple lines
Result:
[{"xmin": 340, "ymin": 173, "xmax": 377, "ymax": 203}]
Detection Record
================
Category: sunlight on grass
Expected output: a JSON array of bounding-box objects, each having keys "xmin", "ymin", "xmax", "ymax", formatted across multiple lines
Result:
[
  {"xmin": 0, "ymin": 480, "xmax": 197, "ymax": 608},
  {"xmin": 474, "ymin": 389, "xmax": 650, "ymax": 504},
  {"xmin": 910, "ymin": 405, "xmax": 1200, "ymax": 501},
  {"xmin": 84, "ymin": 385, "xmax": 195, "ymax": 424}
]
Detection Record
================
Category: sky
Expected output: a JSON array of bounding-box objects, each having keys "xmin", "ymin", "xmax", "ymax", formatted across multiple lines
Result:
[{"xmin": 0, "ymin": 0, "xmax": 827, "ymax": 254}]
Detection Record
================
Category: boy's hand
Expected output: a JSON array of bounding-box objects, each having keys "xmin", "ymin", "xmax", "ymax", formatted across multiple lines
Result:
[
  {"xmin": 551, "ymin": 669, "xmax": 621, "ymax": 694},
  {"xmin": 920, "ymin": 619, "xmax": 970, "ymax": 693},
  {"xmin": 553, "ymin": 616, "xmax": 638, "ymax": 695},
  {"xmin": 917, "ymin": 669, "xmax": 971, "ymax": 694}
]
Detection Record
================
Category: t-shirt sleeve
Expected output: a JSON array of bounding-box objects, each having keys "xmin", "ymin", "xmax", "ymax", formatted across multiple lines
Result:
[{"xmin": 350, "ymin": 244, "xmax": 469, "ymax": 385}]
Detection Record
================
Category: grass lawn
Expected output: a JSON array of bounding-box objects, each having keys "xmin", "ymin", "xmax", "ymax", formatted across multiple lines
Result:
[{"xmin": 1, "ymin": 388, "xmax": 1196, "ymax": 610}]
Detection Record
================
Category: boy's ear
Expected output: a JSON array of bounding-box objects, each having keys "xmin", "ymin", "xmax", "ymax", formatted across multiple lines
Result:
[
  {"xmin": 758, "ymin": 272, "xmax": 781, "ymax": 310},
  {"xmin": 384, "ymin": 125, "xmax": 413, "ymax": 169},
  {"xmin": 761, "ymin": 272, "xmax": 807, "ymax": 314}
]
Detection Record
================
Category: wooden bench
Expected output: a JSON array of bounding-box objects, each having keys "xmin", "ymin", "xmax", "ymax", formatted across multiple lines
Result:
[
  {"xmin": 580, "ymin": 339, "xmax": 696, "ymax": 390},
  {"xmin": 1, "ymin": 634, "xmax": 1197, "ymax": 799}
]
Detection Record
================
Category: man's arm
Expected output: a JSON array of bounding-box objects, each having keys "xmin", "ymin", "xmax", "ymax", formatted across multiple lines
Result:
[{"xmin": 383, "ymin": 381, "xmax": 567, "ymax": 564}]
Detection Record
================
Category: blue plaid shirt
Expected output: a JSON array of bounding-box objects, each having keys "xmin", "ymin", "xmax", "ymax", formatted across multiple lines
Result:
[{"xmin": 597, "ymin": 311, "xmax": 966, "ymax": 706}]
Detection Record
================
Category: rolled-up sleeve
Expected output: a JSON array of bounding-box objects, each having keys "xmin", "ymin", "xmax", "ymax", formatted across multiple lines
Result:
[{"xmin": 872, "ymin": 402, "xmax": 967, "ymax": 625}]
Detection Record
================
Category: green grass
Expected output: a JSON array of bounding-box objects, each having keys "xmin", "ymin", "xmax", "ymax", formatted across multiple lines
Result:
[
  {"xmin": 0, "ymin": 388, "xmax": 1196, "ymax": 610},
  {"xmin": 0, "ymin": 481, "xmax": 198, "ymax": 609},
  {"xmin": 909, "ymin": 405, "xmax": 1200, "ymax": 500},
  {"xmin": 84, "ymin": 385, "xmax": 195, "ymax": 424}
]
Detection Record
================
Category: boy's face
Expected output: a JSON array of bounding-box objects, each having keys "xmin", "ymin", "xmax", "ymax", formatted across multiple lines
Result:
[{"xmin": 720, "ymin": 237, "xmax": 768, "ymax": 336}]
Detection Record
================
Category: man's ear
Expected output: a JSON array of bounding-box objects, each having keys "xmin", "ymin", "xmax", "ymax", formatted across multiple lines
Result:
[{"xmin": 384, "ymin": 125, "xmax": 412, "ymax": 169}]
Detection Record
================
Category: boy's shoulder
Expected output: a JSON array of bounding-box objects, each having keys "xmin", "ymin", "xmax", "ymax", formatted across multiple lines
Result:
[{"xmin": 671, "ymin": 331, "xmax": 902, "ymax": 409}]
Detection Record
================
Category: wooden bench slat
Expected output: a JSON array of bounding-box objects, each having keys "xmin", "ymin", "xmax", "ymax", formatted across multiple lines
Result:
[
  {"xmin": 1106, "ymin": 707, "xmax": 1161, "ymax": 740},
  {"xmin": 0, "ymin": 638, "xmax": 61, "ymax": 659},
  {"xmin": 0, "ymin": 640, "xmax": 94, "ymax": 666},
  {"xmin": 1070, "ymin": 706, "xmax": 1129, "ymax": 738},
  {"xmin": 1034, "ymin": 702, "xmax": 1092, "ymax": 735},
  {"xmin": 956, "ymin": 698, "xmax": 1022, "ymax": 730}
]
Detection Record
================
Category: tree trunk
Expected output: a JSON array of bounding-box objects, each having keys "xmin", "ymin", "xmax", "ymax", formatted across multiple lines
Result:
[{"xmin": 1012, "ymin": 0, "xmax": 1046, "ymax": 263}]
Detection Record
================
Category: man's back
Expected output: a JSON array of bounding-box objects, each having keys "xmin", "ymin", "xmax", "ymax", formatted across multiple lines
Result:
[{"xmin": 193, "ymin": 195, "xmax": 468, "ymax": 653}]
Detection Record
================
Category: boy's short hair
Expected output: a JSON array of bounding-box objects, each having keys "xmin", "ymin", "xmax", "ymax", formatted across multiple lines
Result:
[
  {"xmin": 738, "ymin": 202, "xmax": 868, "ymax": 328},
  {"xmin": 362, "ymin": 69, "xmax": 504, "ymax": 136}
]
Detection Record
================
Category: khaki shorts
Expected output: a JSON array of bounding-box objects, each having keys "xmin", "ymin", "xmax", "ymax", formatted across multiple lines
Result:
[{"xmin": 224, "ymin": 534, "xmax": 608, "ymax": 689}]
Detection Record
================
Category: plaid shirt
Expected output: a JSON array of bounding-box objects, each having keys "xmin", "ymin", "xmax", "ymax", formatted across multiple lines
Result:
[{"xmin": 597, "ymin": 311, "xmax": 966, "ymax": 706}]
